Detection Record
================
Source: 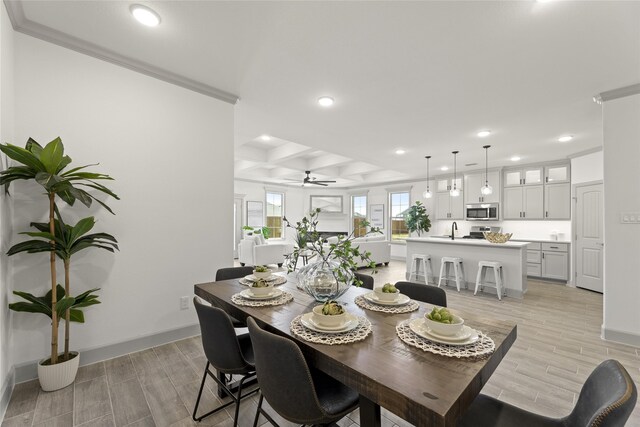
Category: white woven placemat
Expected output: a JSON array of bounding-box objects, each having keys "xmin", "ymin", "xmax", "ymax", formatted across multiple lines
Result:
[
  {"xmin": 231, "ymin": 291, "xmax": 293, "ymax": 307},
  {"xmin": 239, "ymin": 276, "xmax": 287, "ymax": 286},
  {"xmin": 396, "ymin": 319, "xmax": 495, "ymax": 358},
  {"xmin": 290, "ymin": 315, "xmax": 372, "ymax": 345},
  {"xmin": 354, "ymin": 295, "xmax": 419, "ymax": 314}
]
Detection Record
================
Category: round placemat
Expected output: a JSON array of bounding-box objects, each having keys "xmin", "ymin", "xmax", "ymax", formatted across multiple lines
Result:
[
  {"xmin": 291, "ymin": 315, "xmax": 372, "ymax": 345},
  {"xmin": 231, "ymin": 291, "xmax": 293, "ymax": 307},
  {"xmin": 354, "ymin": 295, "xmax": 419, "ymax": 314},
  {"xmin": 239, "ymin": 276, "xmax": 287, "ymax": 286},
  {"xmin": 396, "ymin": 319, "xmax": 495, "ymax": 358}
]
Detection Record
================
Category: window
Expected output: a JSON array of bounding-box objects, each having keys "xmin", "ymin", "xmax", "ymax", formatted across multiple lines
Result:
[
  {"xmin": 351, "ymin": 195, "xmax": 368, "ymax": 237},
  {"xmin": 390, "ymin": 191, "xmax": 410, "ymax": 240},
  {"xmin": 266, "ymin": 192, "xmax": 284, "ymax": 238}
]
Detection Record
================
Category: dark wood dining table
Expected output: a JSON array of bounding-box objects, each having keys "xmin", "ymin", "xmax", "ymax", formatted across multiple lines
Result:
[{"xmin": 194, "ymin": 274, "xmax": 517, "ymax": 427}]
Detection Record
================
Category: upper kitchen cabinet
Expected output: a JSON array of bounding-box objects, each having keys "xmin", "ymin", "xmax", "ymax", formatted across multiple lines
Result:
[
  {"xmin": 545, "ymin": 164, "xmax": 570, "ymax": 184},
  {"xmin": 464, "ymin": 171, "xmax": 500, "ymax": 204},
  {"xmin": 435, "ymin": 190, "xmax": 464, "ymax": 220},
  {"xmin": 545, "ymin": 182, "xmax": 571, "ymax": 219},
  {"xmin": 436, "ymin": 177, "xmax": 463, "ymax": 193},
  {"xmin": 503, "ymin": 166, "xmax": 543, "ymax": 187},
  {"xmin": 503, "ymin": 185, "xmax": 544, "ymax": 219}
]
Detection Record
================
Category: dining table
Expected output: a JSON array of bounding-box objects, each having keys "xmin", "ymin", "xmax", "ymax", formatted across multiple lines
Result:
[{"xmin": 194, "ymin": 273, "xmax": 517, "ymax": 427}]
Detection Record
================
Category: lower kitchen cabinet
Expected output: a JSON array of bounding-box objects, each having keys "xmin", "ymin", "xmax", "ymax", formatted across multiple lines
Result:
[
  {"xmin": 542, "ymin": 251, "xmax": 569, "ymax": 280},
  {"xmin": 518, "ymin": 241, "xmax": 569, "ymax": 282}
]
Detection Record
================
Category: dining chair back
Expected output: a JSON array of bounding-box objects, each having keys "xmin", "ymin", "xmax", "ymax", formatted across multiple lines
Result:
[
  {"xmin": 354, "ymin": 272, "xmax": 374, "ymax": 290},
  {"xmin": 246, "ymin": 317, "xmax": 359, "ymax": 426},
  {"xmin": 216, "ymin": 266, "xmax": 254, "ymax": 281},
  {"xmin": 457, "ymin": 359, "xmax": 637, "ymax": 427},
  {"xmin": 192, "ymin": 296, "xmax": 257, "ymax": 425},
  {"xmin": 395, "ymin": 281, "xmax": 447, "ymax": 306}
]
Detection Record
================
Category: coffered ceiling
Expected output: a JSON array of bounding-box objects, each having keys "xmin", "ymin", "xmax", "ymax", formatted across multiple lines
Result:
[{"xmin": 7, "ymin": 1, "xmax": 640, "ymax": 187}]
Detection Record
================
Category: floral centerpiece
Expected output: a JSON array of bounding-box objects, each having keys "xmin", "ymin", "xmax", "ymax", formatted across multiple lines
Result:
[{"xmin": 284, "ymin": 208, "xmax": 381, "ymax": 301}]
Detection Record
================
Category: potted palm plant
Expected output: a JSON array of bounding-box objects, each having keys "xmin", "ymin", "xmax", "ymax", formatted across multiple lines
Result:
[{"xmin": 0, "ymin": 137, "xmax": 118, "ymax": 391}]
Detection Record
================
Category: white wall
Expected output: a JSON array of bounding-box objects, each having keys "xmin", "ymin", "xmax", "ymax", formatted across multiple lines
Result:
[
  {"xmin": 602, "ymin": 93, "xmax": 640, "ymax": 345},
  {"xmin": 9, "ymin": 34, "xmax": 234, "ymax": 365},
  {"xmin": 572, "ymin": 150, "xmax": 603, "ymax": 184},
  {"xmin": 0, "ymin": 0, "xmax": 15, "ymax": 406}
]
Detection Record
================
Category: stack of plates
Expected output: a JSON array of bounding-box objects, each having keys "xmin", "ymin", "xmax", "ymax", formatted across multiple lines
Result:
[
  {"xmin": 363, "ymin": 292, "xmax": 411, "ymax": 306},
  {"xmin": 239, "ymin": 288, "xmax": 283, "ymax": 300},
  {"xmin": 244, "ymin": 274, "xmax": 280, "ymax": 282},
  {"xmin": 299, "ymin": 312, "xmax": 359, "ymax": 334},
  {"xmin": 408, "ymin": 318, "xmax": 479, "ymax": 346}
]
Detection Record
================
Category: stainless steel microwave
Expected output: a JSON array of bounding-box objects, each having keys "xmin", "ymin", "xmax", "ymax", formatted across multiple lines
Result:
[{"xmin": 465, "ymin": 203, "xmax": 499, "ymax": 221}]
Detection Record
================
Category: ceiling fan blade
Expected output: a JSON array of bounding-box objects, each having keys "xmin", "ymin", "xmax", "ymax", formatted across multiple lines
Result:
[
  {"xmin": 309, "ymin": 181, "xmax": 328, "ymax": 186},
  {"xmin": 314, "ymin": 180, "xmax": 336, "ymax": 183}
]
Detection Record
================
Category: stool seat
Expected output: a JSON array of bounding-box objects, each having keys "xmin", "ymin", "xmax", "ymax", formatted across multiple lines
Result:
[
  {"xmin": 408, "ymin": 254, "xmax": 433, "ymax": 285},
  {"xmin": 475, "ymin": 260, "xmax": 505, "ymax": 300},
  {"xmin": 438, "ymin": 257, "xmax": 466, "ymax": 292}
]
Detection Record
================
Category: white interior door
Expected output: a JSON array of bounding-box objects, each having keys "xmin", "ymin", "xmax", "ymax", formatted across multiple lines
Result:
[
  {"xmin": 233, "ymin": 198, "xmax": 243, "ymax": 258},
  {"xmin": 576, "ymin": 183, "xmax": 604, "ymax": 292}
]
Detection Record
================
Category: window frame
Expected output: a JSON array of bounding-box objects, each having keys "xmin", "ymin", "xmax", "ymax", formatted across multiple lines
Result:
[
  {"xmin": 389, "ymin": 190, "xmax": 411, "ymax": 241},
  {"xmin": 350, "ymin": 194, "xmax": 368, "ymax": 237},
  {"xmin": 265, "ymin": 191, "xmax": 285, "ymax": 240}
]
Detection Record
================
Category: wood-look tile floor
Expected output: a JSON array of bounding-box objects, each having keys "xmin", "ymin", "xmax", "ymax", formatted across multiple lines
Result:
[{"xmin": 2, "ymin": 261, "xmax": 639, "ymax": 427}]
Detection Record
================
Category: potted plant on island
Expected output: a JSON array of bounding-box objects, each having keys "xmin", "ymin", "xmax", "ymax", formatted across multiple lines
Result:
[
  {"xmin": 0, "ymin": 137, "xmax": 118, "ymax": 391},
  {"xmin": 403, "ymin": 200, "xmax": 431, "ymax": 237},
  {"xmin": 284, "ymin": 208, "xmax": 381, "ymax": 301}
]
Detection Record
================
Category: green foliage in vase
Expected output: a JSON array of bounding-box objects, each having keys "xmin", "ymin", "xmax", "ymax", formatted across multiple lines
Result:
[
  {"xmin": 283, "ymin": 208, "xmax": 382, "ymax": 286},
  {"xmin": 403, "ymin": 200, "xmax": 431, "ymax": 237}
]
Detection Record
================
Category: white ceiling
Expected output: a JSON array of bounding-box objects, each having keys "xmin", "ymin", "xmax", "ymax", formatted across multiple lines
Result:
[{"xmin": 11, "ymin": 1, "xmax": 640, "ymax": 187}]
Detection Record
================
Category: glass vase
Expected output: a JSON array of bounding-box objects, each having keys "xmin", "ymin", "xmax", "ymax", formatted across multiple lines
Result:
[{"xmin": 298, "ymin": 259, "xmax": 353, "ymax": 302}]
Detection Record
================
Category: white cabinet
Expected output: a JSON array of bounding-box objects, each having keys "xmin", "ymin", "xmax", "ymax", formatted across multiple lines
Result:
[
  {"xmin": 503, "ymin": 167, "xmax": 543, "ymax": 187},
  {"xmin": 542, "ymin": 251, "xmax": 569, "ymax": 280},
  {"xmin": 545, "ymin": 164, "xmax": 570, "ymax": 184},
  {"xmin": 435, "ymin": 191, "xmax": 464, "ymax": 220},
  {"xmin": 503, "ymin": 185, "xmax": 544, "ymax": 219},
  {"xmin": 436, "ymin": 177, "xmax": 462, "ymax": 192},
  {"xmin": 544, "ymin": 183, "xmax": 571, "ymax": 219},
  {"xmin": 464, "ymin": 171, "xmax": 500, "ymax": 204}
]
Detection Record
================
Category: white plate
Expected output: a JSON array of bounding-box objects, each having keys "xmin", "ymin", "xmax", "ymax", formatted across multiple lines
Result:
[
  {"xmin": 424, "ymin": 324, "xmax": 474, "ymax": 341},
  {"xmin": 300, "ymin": 312, "xmax": 359, "ymax": 334},
  {"xmin": 244, "ymin": 274, "xmax": 280, "ymax": 282},
  {"xmin": 409, "ymin": 319, "xmax": 479, "ymax": 346},
  {"xmin": 363, "ymin": 292, "xmax": 411, "ymax": 306},
  {"xmin": 239, "ymin": 288, "xmax": 283, "ymax": 300}
]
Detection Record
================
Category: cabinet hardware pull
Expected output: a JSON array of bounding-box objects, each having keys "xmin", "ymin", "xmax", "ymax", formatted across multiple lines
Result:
[
  {"xmin": 523, "ymin": 212, "xmax": 526, "ymax": 218},
  {"xmin": 546, "ymin": 211, "xmax": 548, "ymax": 218},
  {"xmin": 550, "ymin": 246, "xmax": 558, "ymax": 249}
]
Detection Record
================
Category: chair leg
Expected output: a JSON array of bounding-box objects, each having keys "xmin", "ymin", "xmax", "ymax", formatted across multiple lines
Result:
[
  {"xmin": 496, "ymin": 266, "xmax": 503, "ymax": 300},
  {"xmin": 438, "ymin": 261, "xmax": 445, "ymax": 287},
  {"xmin": 253, "ymin": 392, "xmax": 281, "ymax": 427},
  {"xmin": 420, "ymin": 258, "xmax": 428, "ymax": 285},
  {"xmin": 453, "ymin": 262, "xmax": 461, "ymax": 292},
  {"xmin": 474, "ymin": 266, "xmax": 482, "ymax": 296},
  {"xmin": 192, "ymin": 362, "xmax": 210, "ymax": 421}
]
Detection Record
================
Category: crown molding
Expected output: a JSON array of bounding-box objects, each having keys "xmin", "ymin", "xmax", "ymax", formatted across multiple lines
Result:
[
  {"xmin": 3, "ymin": 0, "xmax": 239, "ymax": 104},
  {"xmin": 566, "ymin": 146, "xmax": 602, "ymax": 159},
  {"xmin": 594, "ymin": 83, "xmax": 640, "ymax": 104}
]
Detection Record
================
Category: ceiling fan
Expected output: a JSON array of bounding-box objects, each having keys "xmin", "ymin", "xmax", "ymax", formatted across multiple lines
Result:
[{"xmin": 302, "ymin": 170, "xmax": 336, "ymax": 187}]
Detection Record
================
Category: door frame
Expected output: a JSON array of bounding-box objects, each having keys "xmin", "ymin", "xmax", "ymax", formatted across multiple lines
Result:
[
  {"xmin": 571, "ymin": 180, "xmax": 603, "ymax": 289},
  {"xmin": 234, "ymin": 194, "xmax": 246, "ymax": 259}
]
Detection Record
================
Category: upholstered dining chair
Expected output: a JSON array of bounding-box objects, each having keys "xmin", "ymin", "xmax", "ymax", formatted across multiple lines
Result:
[
  {"xmin": 216, "ymin": 266, "xmax": 254, "ymax": 281},
  {"xmin": 246, "ymin": 317, "xmax": 360, "ymax": 427},
  {"xmin": 395, "ymin": 281, "xmax": 447, "ymax": 307},
  {"xmin": 457, "ymin": 359, "xmax": 637, "ymax": 427},
  {"xmin": 354, "ymin": 272, "xmax": 374, "ymax": 290},
  {"xmin": 193, "ymin": 297, "xmax": 258, "ymax": 426}
]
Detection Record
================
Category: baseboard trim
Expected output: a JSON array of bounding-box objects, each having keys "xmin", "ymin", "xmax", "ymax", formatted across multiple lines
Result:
[
  {"xmin": 390, "ymin": 255, "xmax": 406, "ymax": 261},
  {"xmin": 0, "ymin": 366, "xmax": 15, "ymax": 423},
  {"xmin": 601, "ymin": 326, "xmax": 640, "ymax": 347},
  {"xmin": 13, "ymin": 323, "xmax": 200, "ymax": 384}
]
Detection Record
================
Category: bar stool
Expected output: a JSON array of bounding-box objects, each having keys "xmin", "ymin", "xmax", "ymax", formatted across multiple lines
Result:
[
  {"xmin": 438, "ymin": 257, "xmax": 466, "ymax": 292},
  {"xmin": 408, "ymin": 254, "xmax": 433, "ymax": 285},
  {"xmin": 475, "ymin": 261, "xmax": 505, "ymax": 300}
]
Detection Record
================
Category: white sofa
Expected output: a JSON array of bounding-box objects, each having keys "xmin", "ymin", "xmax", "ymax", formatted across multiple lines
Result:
[
  {"xmin": 326, "ymin": 234, "xmax": 391, "ymax": 268},
  {"xmin": 237, "ymin": 234, "xmax": 294, "ymax": 267}
]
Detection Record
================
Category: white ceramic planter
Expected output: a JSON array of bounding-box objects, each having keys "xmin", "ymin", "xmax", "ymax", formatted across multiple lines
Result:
[{"xmin": 38, "ymin": 352, "xmax": 80, "ymax": 391}]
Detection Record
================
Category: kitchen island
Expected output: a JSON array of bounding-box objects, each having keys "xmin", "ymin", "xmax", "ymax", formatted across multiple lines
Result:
[{"xmin": 405, "ymin": 237, "xmax": 529, "ymax": 298}]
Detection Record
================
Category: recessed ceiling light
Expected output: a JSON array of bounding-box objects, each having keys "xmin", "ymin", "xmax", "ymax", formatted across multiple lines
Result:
[
  {"xmin": 259, "ymin": 134, "xmax": 271, "ymax": 141},
  {"xmin": 511, "ymin": 156, "xmax": 521, "ymax": 162},
  {"xmin": 317, "ymin": 96, "xmax": 335, "ymax": 107},
  {"xmin": 558, "ymin": 135, "xmax": 573, "ymax": 143},
  {"xmin": 440, "ymin": 166, "xmax": 449, "ymax": 171},
  {"xmin": 477, "ymin": 130, "xmax": 491, "ymax": 138},
  {"xmin": 130, "ymin": 4, "xmax": 161, "ymax": 27},
  {"xmin": 395, "ymin": 149, "xmax": 406, "ymax": 155}
]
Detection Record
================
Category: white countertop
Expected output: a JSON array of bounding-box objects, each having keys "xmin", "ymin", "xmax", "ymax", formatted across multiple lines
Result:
[
  {"xmin": 406, "ymin": 237, "xmax": 529, "ymax": 248},
  {"xmin": 511, "ymin": 238, "xmax": 571, "ymax": 244}
]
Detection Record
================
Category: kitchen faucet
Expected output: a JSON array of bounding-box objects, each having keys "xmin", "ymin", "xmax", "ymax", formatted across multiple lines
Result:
[{"xmin": 451, "ymin": 222, "xmax": 458, "ymax": 240}]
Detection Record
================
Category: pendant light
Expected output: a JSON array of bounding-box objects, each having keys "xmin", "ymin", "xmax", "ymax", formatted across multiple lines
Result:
[
  {"xmin": 481, "ymin": 145, "xmax": 493, "ymax": 196},
  {"xmin": 422, "ymin": 155, "xmax": 433, "ymax": 199},
  {"xmin": 450, "ymin": 151, "xmax": 460, "ymax": 197}
]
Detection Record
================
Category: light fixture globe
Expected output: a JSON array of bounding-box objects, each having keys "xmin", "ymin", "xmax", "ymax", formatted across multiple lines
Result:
[
  {"xmin": 450, "ymin": 188, "xmax": 460, "ymax": 197},
  {"xmin": 423, "ymin": 189, "xmax": 433, "ymax": 199},
  {"xmin": 481, "ymin": 183, "xmax": 493, "ymax": 196}
]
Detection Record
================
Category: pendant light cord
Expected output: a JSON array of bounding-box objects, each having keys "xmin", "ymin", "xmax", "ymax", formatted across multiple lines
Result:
[
  {"xmin": 452, "ymin": 151, "xmax": 458, "ymax": 189},
  {"xmin": 483, "ymin": 145, "xmax": 491, "ymax": 185},
  {"xmin": 425, "ymin": 155, "xmax": 431, "ymax": 191}
]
